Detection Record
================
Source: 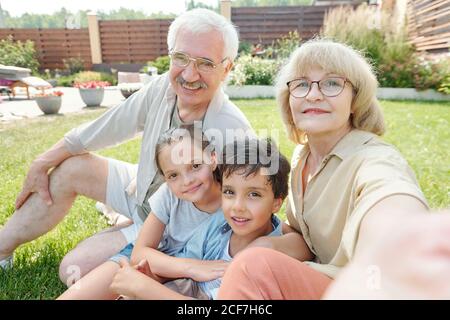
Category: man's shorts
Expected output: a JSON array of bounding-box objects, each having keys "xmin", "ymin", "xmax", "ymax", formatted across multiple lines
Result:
[
  {"xmin": 105, "ymin": 158, "xmax": 143, "ymax": 244},
  {"xmin": 109, "ymin": 242, "xmax": 134, "ymax": 264}
]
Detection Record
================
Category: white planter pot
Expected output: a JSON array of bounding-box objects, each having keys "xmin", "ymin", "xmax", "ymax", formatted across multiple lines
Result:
[
  {"xmin": 35, "ymin": 96, "xmax": 62, "ymax": 114},
  {"xmin": 78, "ymin": 88, "xmax": 105, "ymax": 107}
]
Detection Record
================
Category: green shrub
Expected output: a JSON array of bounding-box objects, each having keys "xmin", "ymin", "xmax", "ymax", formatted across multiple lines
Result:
[
  {"xmin": 142, "ymin": 55, "xmax": 170, "ymax": 74},
  {"xmin": 73, "ymin": 71, "xmax": 102, "ymax": 83},
  {"xmin": 229, "ymin": 55, "xmax": 279, "ymax": 86},
  {"xmin": 271, "ymin": 31, "xmax": 301, "ymax": 61},
  {"xmin": 56, "ymin": 74, "xmax": 76, "ymax": 87},
  {"xmin": 413, "ymin": 57, "xmax": 450, "ymax": 91},
  {"xmin": 378, "ymin": 55, "xmax": 417, "ymax": 88},
  {"xmin": 63, "ymin": 56, "xmax": 85, "ymax": 74},
  {"xmin": 238, "ymin": 41, "xmax": 252, "ymax": 56},
  {"xmin": 0, "ymin": 35, "xmax": 40, "ymax": 73},
  {"xmin": 100, "ymin": 72, "xmax": 117, "ymax": 86},
  {"xmin": 57, "ymin": 71, "xmax": 117, "ymax": 87},
  {"xmin": 321, "ymin": 3, "xmax": 449, "ymax": 91},
  {"xmin": 322, "ymin": 4, "xmax": 386, "ymax": 67},
  {"xmin": 438, "ymin": 75, "xmax": 450, "ymax": 95}
]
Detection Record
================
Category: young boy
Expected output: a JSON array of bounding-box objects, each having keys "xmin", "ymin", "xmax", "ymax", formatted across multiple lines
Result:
[{"xmin": 110, "ymin": 138, "xmax": 306, "ymax": 299}]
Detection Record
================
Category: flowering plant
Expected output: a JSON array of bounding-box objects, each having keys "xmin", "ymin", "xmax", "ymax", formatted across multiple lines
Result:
[
  {"xmin": 35, "ymin": 90, "xmax": 64, "ymax": 97},
  {"xmin": 73, "ymin": 81, "xmax": 110, "ymax": 89}
]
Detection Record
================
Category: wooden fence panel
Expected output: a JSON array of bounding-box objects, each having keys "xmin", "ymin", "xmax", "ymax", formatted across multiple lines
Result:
[
  {"xmin": 407, "ymin": 0, "xmax": 450, "ymax": 53},
  {"xmin": 231, "ymin": 5, "xmax": 338, "ymax": 46},
  {"xmin": 0, "ymin": 28, "xmax": 92, "ymax": 70},
  {"xmin": 99, "ymin": 19, "xmax": 172, "ymax": 64}
]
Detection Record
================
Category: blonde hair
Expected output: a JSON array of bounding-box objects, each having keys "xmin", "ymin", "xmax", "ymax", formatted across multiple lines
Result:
[{"xmin": 275, "ymin": 38, "xmax": 385, "ymax": 144}]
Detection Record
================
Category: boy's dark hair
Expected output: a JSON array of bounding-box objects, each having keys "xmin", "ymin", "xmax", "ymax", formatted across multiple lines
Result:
[
  {"xmin": 155, "ymin": 124, "xmax": 220, "ymax": 181},
  {"xmin": 218, "ymin": 138, "xmax": 290, "ymax": 199}
]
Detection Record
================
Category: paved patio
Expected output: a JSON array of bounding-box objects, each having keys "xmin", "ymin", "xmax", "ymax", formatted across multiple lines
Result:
[{"xmin": 0, "ymin": 87, "xmax": 125, "ymax": 122}]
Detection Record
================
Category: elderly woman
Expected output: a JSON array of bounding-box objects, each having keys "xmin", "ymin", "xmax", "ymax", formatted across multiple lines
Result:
[{"xmin": 217, "ymin": 39, "xmax": 436, "ymax": 299}]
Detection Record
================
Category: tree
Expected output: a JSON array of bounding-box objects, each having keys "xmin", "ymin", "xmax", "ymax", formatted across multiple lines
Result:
[
  {"xmin": 186, "ymin": 0, "xmax": 218, "ymax": 11},
  {"xmin": 0, "ymin": 7, "xmax": 176, "ymax": 28},
  {"xmin": 233, "ymin": 0, "xmax": 313, "ymax": 6},
  {"xmin": 0, "ymin": 2, "xmax": 5, "ymax": 28}
]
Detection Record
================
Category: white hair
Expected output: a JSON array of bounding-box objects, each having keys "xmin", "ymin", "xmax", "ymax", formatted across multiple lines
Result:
[{"xmin": 167, "ymin": 8, "xmax": 239, "ymax": 61}]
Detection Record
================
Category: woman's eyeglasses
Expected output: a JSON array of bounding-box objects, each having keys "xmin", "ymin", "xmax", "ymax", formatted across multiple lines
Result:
[{"xmin": 287, "ymin": 77, "xmax": 352, "ymax": 98}]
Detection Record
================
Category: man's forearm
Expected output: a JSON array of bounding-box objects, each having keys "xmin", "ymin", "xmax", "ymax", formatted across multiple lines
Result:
[{"xmin": 34, "ymin": 138, "xmax": 74, "ymax": 170}]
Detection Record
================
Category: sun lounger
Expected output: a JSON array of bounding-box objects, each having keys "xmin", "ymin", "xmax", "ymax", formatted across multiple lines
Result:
[{"xmin": 0, "ymin": 65, "xmax": 52, "ymax": 99}]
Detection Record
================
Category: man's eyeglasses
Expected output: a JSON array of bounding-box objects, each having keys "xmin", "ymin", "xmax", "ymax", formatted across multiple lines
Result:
[
  {"xmin": 287, "ymin": 77, "xmax": 352, "ymax": 98},
  {"xmin": 169, "ymin": 51, "xmax": 228, "ymax": 73}
]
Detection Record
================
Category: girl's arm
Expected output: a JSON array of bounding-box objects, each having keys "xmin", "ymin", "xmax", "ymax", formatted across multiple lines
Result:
[
  {"xmin": 111, "ymin": 259, "xmax": 194, "ymax": 300},
  {"xmin": 133, "ymin": 247, "xmax": 228, "ymax": 282},
  {"xmin": 131, "ymin": 213, "xmax": 228, "ymax": 281}
]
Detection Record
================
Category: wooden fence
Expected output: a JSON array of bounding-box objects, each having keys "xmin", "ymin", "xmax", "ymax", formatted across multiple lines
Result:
[
  {"xmin": 407, "ymin": 0, "xmax": 450, "ymax": 53},
  {"xmin": 232, "ymin": 5, "xmax": 333, "ymax": 46},
  {"xmin": 2, "ymin": 2, "xmax": 447, "ymax": 70},
  {"xmin": 99, "ymin": 19, "xmax": 172, "ymax": 64},
  {"xmin": 0, "ymin": 28, "xmax": 91, "ymax": 70},
  {"xmin": 0, "ymin": 5, "xmax": 335, "ymax": 70}
]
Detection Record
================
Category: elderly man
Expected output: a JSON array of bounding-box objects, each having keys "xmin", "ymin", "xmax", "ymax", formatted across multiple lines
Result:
[{"xmin": 0, "ymin": 9, "xmax": 252, "ymax": 285}]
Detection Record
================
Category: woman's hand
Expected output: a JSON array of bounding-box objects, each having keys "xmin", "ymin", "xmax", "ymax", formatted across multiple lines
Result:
[
  {"xmin": 246, "ymin": 233, "xmax": 314, "ymax": 261},
  {"xmin": 324, "ymin": 210, "xmax": 450, "ymax": 299}
]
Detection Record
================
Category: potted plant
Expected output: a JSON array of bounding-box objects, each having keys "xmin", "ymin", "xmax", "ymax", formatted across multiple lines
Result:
[
  {"xmin": 34, "ymin": 90, "xmax": 64, "ymax": 114},
  {"xmin": 118, "ymin": 82, "xmax": 143, "ymax": 99},
  {"xmin": 74, "ymin": 80, "xmax": 110, "ymax": 107}
]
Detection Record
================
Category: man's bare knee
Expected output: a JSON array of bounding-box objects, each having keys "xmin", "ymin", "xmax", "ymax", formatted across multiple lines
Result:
[
  {"xmin": 59, "ymin": 228, "xmax": 128, "ymax": 286},
  {"xmin": 52, "ymin": 154, "xmax": 108, "ymax": 203},
  {"xmin": 59, "ymin": 253, "xmax": 86, "ymax": 286}
]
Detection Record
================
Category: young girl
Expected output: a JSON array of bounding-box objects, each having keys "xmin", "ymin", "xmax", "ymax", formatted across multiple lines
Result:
[{"xmin": 58, "ymin": 124, "xmax": 227, "ymax": 299}]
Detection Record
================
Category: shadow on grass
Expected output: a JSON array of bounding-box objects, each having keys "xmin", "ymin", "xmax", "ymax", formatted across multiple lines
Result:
[{"xmin": 81, "ymin": 106, "xmax": 109, "ymax": 111}]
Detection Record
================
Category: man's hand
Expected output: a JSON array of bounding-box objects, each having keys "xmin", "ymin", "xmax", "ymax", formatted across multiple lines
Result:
[
  {"xmin": 15, "ymin": 160, "xmax": 53, "ymax": 209},
  {"xmin": 15, "ymin": 139, "xmax": 73, "ymax": 210},
  {"xmin": 186, "ymin": 260, "xmax": 229, "ymax": 282}
]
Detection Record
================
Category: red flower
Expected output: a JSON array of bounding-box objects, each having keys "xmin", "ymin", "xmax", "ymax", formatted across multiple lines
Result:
[
  {"xmin": 73, "ymin": 81, "xmax": 110, "ymax": 89},
  {"xmin": 35, "ymin": 90, "xmax": 64, "ymax": 97}
]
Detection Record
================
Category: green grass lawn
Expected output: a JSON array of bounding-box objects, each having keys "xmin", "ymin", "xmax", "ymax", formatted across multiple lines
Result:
[{"xmin": 0, "ymin": 99, "xmax": 449, "ymax": 299}]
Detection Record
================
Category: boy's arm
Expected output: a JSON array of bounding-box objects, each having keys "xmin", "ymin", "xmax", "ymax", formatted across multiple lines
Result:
[
  {"xmin": 131, "ymin": 213, "xmax": 228, "ymax": 282},
  {"xmin": 133, "ymin": 247, "xmax": 228, "ymax": 282},
  {"xmin": 246, "ymin": 222, "xmax": 314, "ymax": 261}
]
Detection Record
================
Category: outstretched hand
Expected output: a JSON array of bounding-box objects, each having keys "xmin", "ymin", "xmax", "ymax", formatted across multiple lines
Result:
[{"xmin": 324, "ymin": 211, "xmax": 450, "ymax": 299}]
